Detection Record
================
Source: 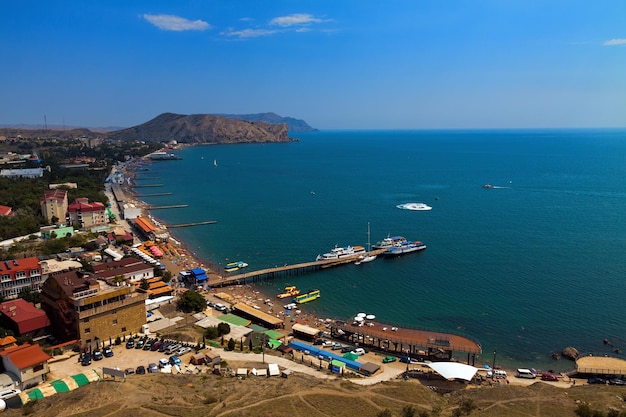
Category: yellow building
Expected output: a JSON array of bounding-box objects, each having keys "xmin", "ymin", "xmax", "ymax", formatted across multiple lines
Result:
[{"xmin": 39, "ymin": 189, "xmax": 68, "ymax": 224}]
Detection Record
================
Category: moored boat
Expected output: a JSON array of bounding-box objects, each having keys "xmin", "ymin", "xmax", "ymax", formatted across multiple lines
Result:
[
  {"xmin": 316, "ymin": 245, "xmax": 365, "ymax": 261},
  {"xmin": 372, "ymin": 235, "xmax": 407, "ymax": 250},
  {"xmin": 383, "ymin": 240, "xmax": 426, "ymax": 256},
  {"xmin": 277, "ymin": 286, "xmax": 301, "ymax": 299},
  {"xmin": 356, "ymin": 222, "xmax": 377, "ymax": 265},
  {"xmin": 295, "ymin": 289, "xmax": 321, "ymax": 304}
]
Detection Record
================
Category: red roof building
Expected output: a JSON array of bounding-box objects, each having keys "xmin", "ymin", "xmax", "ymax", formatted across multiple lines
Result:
[
  {"xmin": 0, "ymin": 205, "xmax": 12, "ymax": 217},
  {"xmin": 67, "ymin": 198, "xmax": 107, "ymax": 229},
  {"xmin": 0, "ymin": 343, "xmax": 52, "ymax": 389},
  {"xmin": 0, "ymin": 299, "xmax": 51, "ymax": 337},
  {"xmin": 39, "ymin": 189, "xmax": 68, "ymax": 224},
  {"xmin": 0, "ymin": 257, "xmax": 43, "ymax": 299}
]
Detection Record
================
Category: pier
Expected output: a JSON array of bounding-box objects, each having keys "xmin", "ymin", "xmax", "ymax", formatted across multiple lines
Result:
[
  {"xmin": 207, "ymin": 249, "xmax": 386, "ymax": 287},
  {"xmin": 147, "ymin": 204, "xmax": 189, "ymax": 210},
  {"xmin": 135, "ymin": 192, "xmax": 173, "ymax": 197},
  {"xmin": 132, "ymin": 184, "xmax": 164, "ymax": 188},
  {"xmin": 169, "ymin": 220, "xmax": 217, "ymax": 228}
]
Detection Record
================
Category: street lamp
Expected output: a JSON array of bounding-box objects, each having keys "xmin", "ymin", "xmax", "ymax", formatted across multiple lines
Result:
[{"xmin": 492, "ymin": 347, "xmax": 497, "ymax": 370}]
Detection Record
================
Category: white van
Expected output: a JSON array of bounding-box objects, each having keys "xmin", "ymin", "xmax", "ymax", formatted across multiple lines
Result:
[
  {"xmin": 493, "ymin": 370, "xmax": 507, "ymax": 378},
  {"xmin": 516, "ymin": 368, "xmax": 536, "ymax": 379}
]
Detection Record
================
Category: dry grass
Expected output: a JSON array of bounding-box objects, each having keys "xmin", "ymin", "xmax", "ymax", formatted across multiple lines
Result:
[{"xmin": 6, "ymin": 372, "xmax": 626, "ymax": 417}]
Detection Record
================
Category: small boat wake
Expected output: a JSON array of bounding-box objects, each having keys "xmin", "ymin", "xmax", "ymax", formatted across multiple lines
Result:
[{"xmin": 396, "ymin": 202, "xmax": 432, "ymax": 211}]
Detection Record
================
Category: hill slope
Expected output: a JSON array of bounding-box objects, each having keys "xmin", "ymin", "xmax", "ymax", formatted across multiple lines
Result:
[
  {"xmin": 106, "ymin": 113, "xmax": 292, "ymax": 144},
  {"xmin": 217, "ymin": 112, "xmax": 318, "ymax": 132}
]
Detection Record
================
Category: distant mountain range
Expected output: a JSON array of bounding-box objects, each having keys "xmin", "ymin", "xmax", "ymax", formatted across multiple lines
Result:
[{"xmin": 0, "ymin": 112, "xmax": 317, "ymax": 143}]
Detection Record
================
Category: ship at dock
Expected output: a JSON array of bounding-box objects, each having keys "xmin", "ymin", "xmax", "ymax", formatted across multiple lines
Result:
[
  {"xmin": 316, "ymin": 245, "xmax": 365, "ymax": 261},
  {"xmin": 150, "ymin": 151, "xmax": 182, "ymax": 160}
]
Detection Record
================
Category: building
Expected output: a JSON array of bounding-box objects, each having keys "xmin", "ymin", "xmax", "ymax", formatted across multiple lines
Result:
[
  {"xmin": 39, "ymin": 189, "xmax": 68, "ymax": 224},
  {"xmin": 0, "ymin": 343, "xmax": 52, "ymax": 389},
  {"xmin": 0, "ymin": 205, "xmax": 12, "ymax": 217},
  {"xmin": 39, "ymin": 224, "xmax": 74, "ymax": 239},
  {"xmin": 40, "ymin": 271, "xmax": 147, "ymax": 345},
  {"xmin": 67, "ymin": 198, "xmax": 107, "ymax": 229},
  {"xmin": 0, "ymin": 299, "xmax": 51, "ymax": 338},
  {"xmin": 0, "ymin": 168, "xmax": 44, "ymax": 179},
  {"xmin": 92, "ymin": 258, "xmax": 154, "ymax": 284},
  {"xmin": 0, "ymin": 257, "xmax": 43, "ymax": 299}
]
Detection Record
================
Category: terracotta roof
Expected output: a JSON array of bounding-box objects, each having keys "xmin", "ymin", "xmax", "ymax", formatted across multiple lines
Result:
[
  {"xmin": 0, "ymin": 256, "xmax": 40, "ymax": 276},
  {"xmin": 0, "ymin": 299, "xmax": 51, "ymax": 334},
  {"xmin": 0, "ymin": 343, "xmax": 51, "ymax": 370},
  {"xmin": 0, "ymin": 205, "xmax": 12, "ymax": 216},
  {"xmin": 68, "ymin": 199, "xmax": 105, "ymax": 213},
  {"xmin": 0, "ymin": 336, "xmax": 16, "ymax": 347},
  {"xmin": 41, "ymin": 189, "xmax": 67, "ymax": 202}
]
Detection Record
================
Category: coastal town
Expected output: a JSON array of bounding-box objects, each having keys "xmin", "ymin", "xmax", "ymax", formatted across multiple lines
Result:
[{"xmin": 0, "ymin": 138, "xmax": 625, "ymax": 416}]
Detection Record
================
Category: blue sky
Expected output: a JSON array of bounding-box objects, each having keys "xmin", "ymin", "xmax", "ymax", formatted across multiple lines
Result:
[{"xmin": 1, "ymin": 1, "xmax": 624, "ymax": 129}]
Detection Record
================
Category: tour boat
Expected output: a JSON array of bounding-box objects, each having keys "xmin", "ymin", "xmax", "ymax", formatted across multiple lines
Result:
[{"xmin": 316, "ymin": 245, "xmax": 365, "ymax": 261}]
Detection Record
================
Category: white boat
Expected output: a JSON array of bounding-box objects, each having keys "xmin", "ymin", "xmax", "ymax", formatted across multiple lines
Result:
[
  {"xmin": 214, "ymin": 159, "xmax": 218, "ymax": 167},
  {"xmin": 383, "ymin": 240, "xmax": 427, "ymax": 256},
  {"xmin": 396, "ymin": 202, "xmax": 432, "ymax": 211},
  {"xmin": 355, "ymin": 222, "xmax": 377, "ymax": 265},
  {"xmin": 316, "ymin": 245, "xmax": 365, "ymax": 261},
  {"xmin": 372, "ymin": 235, "xmax": 407, "ymax": 250}
]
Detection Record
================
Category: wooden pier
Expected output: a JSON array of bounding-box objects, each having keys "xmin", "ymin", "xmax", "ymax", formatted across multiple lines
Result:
[
  {"xmin": 132, "ymin": 184, "xmax": 164, "ymax": 188},
  {"xmin": 148, "ymin": 204, "xmax": 189, "ymax": 210},
  {"xmin": 207, "ymin": 249, "xmax": 386, "ymax": 288},
  {"xmin": 169, "ymin": 220, "xmax": 217, "ymax": 228},
  {"xmin": 135, "ymin": 192, "xmax": 173, "ymax": 197}
]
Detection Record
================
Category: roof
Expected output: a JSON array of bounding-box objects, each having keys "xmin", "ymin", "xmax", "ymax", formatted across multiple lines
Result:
[
  {"xmin": 0, "ymin": 343, "xmax": 52, "ymax": 370},
  {"xmin": 233, "ymin": 303, "xmax": 283, "ymax": 327},
  {"xmin": 217, "ymin": 313, "xmax": 251, "ymax": 327},
  {"xmin": 0, "ymin": 299, "xmax": 51, "ymax": 334},
  {"xmin": 425, "ymin": 362, "xmax": 478, "ymax": 381},
  {"xmin": 0, "ymin": 205, "xmax": 12, "ymax": 216},
  {"xmin": 0, "ymin": 256, "xmax": 40, "ymax": 276},
  {"xmin": 134, "ymin": 217, "xmax": 157, "ymax": 233},
  {"xmin": 68, "ymin": 199, "xmax": 105, "ymax": 213},
  {"xmin": 291, "ymin": 323, "xmax": 321, "ymax": 337}
]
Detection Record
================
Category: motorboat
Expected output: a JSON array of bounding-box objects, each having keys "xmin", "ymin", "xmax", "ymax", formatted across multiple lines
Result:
[
  {"xmin": 355, "ymin": 222, "xmax": 377, "ymax": 265},
  {"xmin": 277, "ymin": 286, "xmax": 300, "ymax": 299},
  {"xmin": 383, "ymin": 240, "xmax": 427, "ymax": 256},
  {"xmin": 316, "ymin": 245, "xmax": 365, "ymax": 261},
  {"xmin": 295, "ymin": 289, "xmax": 320, "ymax": 304},
  {"xmin": 483, "ymin": 184, "xmax": 495, "ymax": 189},
  {"xmin": 396, "ymin": 202, "xmax": 432, "ymax": 211},
  {"xmin": 372, "ymin": 235, "xmax": 407, "ymax": 250}
]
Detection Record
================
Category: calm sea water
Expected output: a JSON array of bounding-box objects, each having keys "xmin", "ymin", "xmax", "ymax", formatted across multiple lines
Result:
[{"xmin": 137, "ymin": 129, "xmax": 626, "ymax": 370}]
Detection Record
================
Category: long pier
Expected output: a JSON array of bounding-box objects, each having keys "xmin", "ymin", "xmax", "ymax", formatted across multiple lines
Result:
[
  {"xmin": 132, "ymin": 184, "xmax": 164, "ymax": 188},
  {"xmin": 207, "ymin": 249, "xmax": 386, "ymax": 288},
  {"xmin": 169, "ymin": 220, "xmax": 217, "ymax": 228},
  {"xmin": 135, "ymin": 192, "xmax": 173, "ymax": 197},
  {"xmin": 148, "ymin": 204, "xmax": 189, "ymax": 210}
]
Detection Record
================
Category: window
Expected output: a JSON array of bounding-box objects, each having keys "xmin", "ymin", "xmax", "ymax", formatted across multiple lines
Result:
[
  {"xmin": 112, "ymin": 319, "xmax": 118, "ymax": 325},
  {"xmin": 83, "ymin": 318, "xmax": 89, "ymax": 323},
  {"xmin": 33, "ymin": 364, "xmax": 44, "ymax": 372},
  {"xmin": 85, "ymin": 328, "xmax": 90, "ymax": 334},
  {"xmin": 121, "ymin": 327, "xmax": 127, "ymax": 332}
]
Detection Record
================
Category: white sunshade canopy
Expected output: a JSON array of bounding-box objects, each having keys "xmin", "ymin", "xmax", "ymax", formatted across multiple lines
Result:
[{"xmin": 426, "ymin": 362, "xmax": 478, "ymax": 381}]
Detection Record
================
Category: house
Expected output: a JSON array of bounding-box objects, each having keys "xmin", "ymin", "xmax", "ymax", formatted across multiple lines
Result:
[
  {"xmin": 39, "ymin": 189, "xmax": 68, "ymax": 224},
  {"xmin": 39, "ymin": 224, "xmax": 74, "ymax": 239},
  {"xmin": 0, "ymin": 299, "xmax": 51, "ymax": 338},
  {"xmin": 0, "ymin": 205, "xmax": 12, "ymax": 217},
  {"xmin": 92, "ymin": 258, "xmax": 154, "ymax": 284},
  {"xmin": 40, "ymin": 270, "xmax": 147, "ymax": 345},
  {"xmin": 0, "ymin": 257, "xmax": 43, "ymax": 299},
  {"xmin": 67, "ymin": 198, "xmax": 107, "ymax": 229},
  {"xmin": 0, "ymin": 343, "xmax": 52, "ymax": 389},
  {"xmin": 0, "ymin": 168, "xmax": 44, "ymax": 179},
  {"xmin": 190, "ymin": 350, "xmax": 221, "ymax": 366}
]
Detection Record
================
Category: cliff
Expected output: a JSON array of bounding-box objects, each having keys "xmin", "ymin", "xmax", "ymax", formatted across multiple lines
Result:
[
  {"xmin": 216, "ymin": 112, "xmax": 318, "ymax": 133},
  {"xmin": 106, "ymin": 113, "xmax": 292, "ymax": 144}
]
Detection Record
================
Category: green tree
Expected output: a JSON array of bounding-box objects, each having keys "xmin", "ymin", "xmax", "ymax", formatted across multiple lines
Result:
[
  {"xmin": 162, "ymin": 270, "xmax": 172, "ymax": 283},
  {"xmin": 227, "ymin": 337, "xmax": 236, "ymax": 351},
  {"xmin": 217, "ymin": 322, "xmax": 230, "ymax": 336},
  {"xmin": 18, "ymin": 286, "xmax": 40, "ymax": 304},
  {"xmin": 176, "ymin": 290, "xmax": 205, "ymax": 313},
  {"xmin": 139, "ymin": 278, "xmax": 150, "ymax": 291}
]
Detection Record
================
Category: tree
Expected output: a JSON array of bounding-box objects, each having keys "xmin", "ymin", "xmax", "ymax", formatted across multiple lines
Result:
[
  {"xmin": 176, "ymin": 290, "xmax": 205, "ymax": 313},
  {"xmin": 162, "ymin": 270, "xmax": 172, "ymax": 283},
  {"xmin": 217, "ymin": 322, "xmax": 230, "ymax": 336},
  {"xmin": 139, "ymin": 278, "xmax": 150, "ymax": 291},
  {"xmin": 227, "ymin": 337, "xmax": 236, "ymax": 351},
  {"xmin": 18, "ymin": 286, "xmax": 40, "ymax": 304}
]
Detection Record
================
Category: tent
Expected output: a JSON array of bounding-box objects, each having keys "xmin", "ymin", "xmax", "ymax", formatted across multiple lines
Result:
[{"xmin": 425, "ymin": 362, "xmax": 478, "ymax": 381}]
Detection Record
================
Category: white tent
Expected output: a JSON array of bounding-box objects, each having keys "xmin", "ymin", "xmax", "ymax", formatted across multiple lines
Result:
[{"xmin": 425, "ymin": 362, "xmax": 478, "ymax": 381}]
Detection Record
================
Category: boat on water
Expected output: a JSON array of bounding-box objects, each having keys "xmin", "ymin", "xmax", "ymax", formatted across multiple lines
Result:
[
  {"xmin": 355, "ymin": 222, "xmax": 377, "ymax": 265},
  {"xmin": 294, "ymin": 289, "xmax": 320, "ymax": 304},
  {"xmin": 396, "ymin": 202, "xmax": 432, "ymax": 211},
  {"xmin": 372, "ymin": 235, "xmax": 407, "ymax": 250},
  {"xmin": 150, "ymin": 152, "xmax": 182, "ymax": 161},
  {"xmin": 277, "ymin": 286, "xmax": 301, "ymax": 299},
  {"xmin": 316, "ymin": 245, "xmax": 365, "ymax": 261},
  {"xmin": 214, "ymin": 159, "xmax": 218, "ymax": 167},
  {"xmin": 383, "ymin": 240, "xmax": 426, "ymax": 256},
  {"xmin": 225, "ymin": 260, "xmax": 248, "ymax": 272},
  {"xmin": 483, "ymin": 184, "xmax": 495, "ymax": 189}
]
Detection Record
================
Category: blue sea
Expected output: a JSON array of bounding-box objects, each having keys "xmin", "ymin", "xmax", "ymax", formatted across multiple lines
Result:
[{"xmin": 136, "ymin": 129, "xmax": 626, "ymax": 371}]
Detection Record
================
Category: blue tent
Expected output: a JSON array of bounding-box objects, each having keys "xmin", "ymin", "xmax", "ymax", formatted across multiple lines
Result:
[
  {"xmin": 288, "ymin": 341, "xmax": 363, "ymax": 371},
  {"xmin": 191, "ymin": 267, "xmax": 208, "ymax": 282}
]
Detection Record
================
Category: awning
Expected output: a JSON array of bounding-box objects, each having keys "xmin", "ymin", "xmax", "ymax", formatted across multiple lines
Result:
[{"xmin": 425, "ymin": 362, "xmax": 478, "ymax": 381}]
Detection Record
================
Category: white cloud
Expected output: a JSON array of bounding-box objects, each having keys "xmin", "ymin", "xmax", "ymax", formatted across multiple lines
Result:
[
  {"xmin": 143, "ymin": 14, "xmax": 210, "ymax": 31},
  {"xmin": 270, "ymin": 13, "xmax": 327, "ymax": 27},
  {"xmin": 603, "ymin": 38, "xmax": 626, "ymax": 46},
  {"xmin": 222, "ymin": 28, "xmax": 278, "ymax": 39}
]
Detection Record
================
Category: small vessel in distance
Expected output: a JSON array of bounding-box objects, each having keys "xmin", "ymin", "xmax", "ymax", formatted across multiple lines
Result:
[
  {"xmin": 294, "ymin": 289, "xmax": 321, "ymax": 304},
  {"xmin": 150, "ymin": 151, "xmax": 182, "ymax": 160},
  {"xmin": 277, "ymin": 286, "xmax": 301, "ymax": 299},
  {"xmin": 316, "ymin": 245, "xmax": 365, "ymax": 261},
  {"xmin": 483, "ymin": 184, "xmax": 495, "ymax": 188},
  {"xmin": 396, "ymin": 202, "xmax": 432, "ymax": 211}
]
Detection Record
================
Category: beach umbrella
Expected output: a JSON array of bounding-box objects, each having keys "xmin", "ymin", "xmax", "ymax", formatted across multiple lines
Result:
[
  {"xmin": 357, "ymin": 312, "xmax": 366, "ymax": 318},
  {"xmin": 365, "ymin": 314, "xmax": 376, "ymax": 320},
  {"xmin": 354, "ymin": 316, "xmax": 364, "ymax": 322}
]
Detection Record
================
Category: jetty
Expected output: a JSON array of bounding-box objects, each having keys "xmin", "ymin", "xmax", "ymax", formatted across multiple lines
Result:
[
  {"xmin": 207, "ymin": 249, "xmax": 387, "ymax": 287},
  {"xmin": 147, "ymin": 204, "xmax": 189, "ymax": 210},
  {"xmin": 134, "ymin": 192, "xmax": 173, "ymax": 197},
  {"xmin": 132, "ymin": 184, "xmax": 164, "ymax": 188},
  {"xmin": 169, "ymin": 220, "xmax": 217, "ymax": 228}
]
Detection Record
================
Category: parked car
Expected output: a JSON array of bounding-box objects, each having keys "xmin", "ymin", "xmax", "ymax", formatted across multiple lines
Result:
[
  {"xmin": 382, "ymin": 355, "xmax": 397, "ymax": 363},
  {"xmin": 103, "ymin": 346, "xmax": 114, "ymax": 357},
  {"xmin": 207, "ymin": 301, "xmax": 216, "ymax": 308},
  {"xmin": 143, "ymin": 339, "xmax": 154, "ymax": 350},
  {"xmin": 609, "ymin": 378, "xmax": 626, "ymax": 386},
  {"xmin": 158, "ymin": 342, "xmax": 171, "ymax": 353},
  {"xmin": 331, "ymin": 343, "xmax": 344, "ymax": 351},
  {"xmin": 158, "ymin": 358, "xmax": 170, "ymax": 368},
  {"xmin": 400, "ymin": 356, "xmax": 419, "ymax": 364},
  {"xmin": 351, "ymin": 348, "xmax": 366, "ymax": 356},
  {"xmin": 93, "ymin": 349, "xmax": 104, "ymax": 361},
  {"xmin": 587, "ymin": 377, "xmax": 606, "ymax": 384},
  {"xmin": 148, "ymin": 363, "xmax": 159, "ymax": 373},
  {"xmin": 135, "ymin": 339, "xmax": 145, "ymax": 349},
  {"xmin": 541, "ymin": 373, "xmax": 559, "ymax": 381},
  {"xmin": 214, "ymin": 303, "xmax": 227, "ymax": 312},
  {"xmin": 169, "ymin": 355, "xmax": 182, "ymax": 366},
  {"xmin": 151, "ymin": 341, "xmax": 163, "ymax": 351},
  {"xmin": 176, "ymin": 346, "xmax": 192, "ymax": 356},
  {"xmin": 340, "ymin": 346, "xmax": 354, "ymax": 353},
  {"xmin": 124, "ymin": 367, "xmax": 135, "ymax": 375},
  {"xmin": 136, "ymin": 365, "xmax": 146, "ymax": 375},
  {"xmin": 165, "ymin": 344, "xmax": 181, "ymax": 355},
  {"xmin": 81, "ymin": 353, "xmax": 92, "ymax": 366},
  {"xmin": 126, "ymin": 339, "xmax": 135, "ymax": 349}
]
